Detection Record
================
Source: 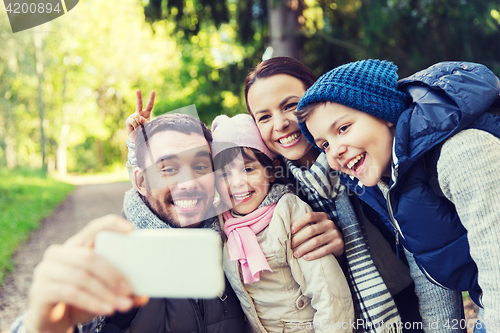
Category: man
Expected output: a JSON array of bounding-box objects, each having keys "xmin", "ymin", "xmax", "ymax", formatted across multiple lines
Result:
[
  {"xmin": 13, "ymin": 111, "xmax": 341, "ymax": 333},
  {"xmin": 107, "ymin": 113, "xmax": 247, "ymax": 332}
]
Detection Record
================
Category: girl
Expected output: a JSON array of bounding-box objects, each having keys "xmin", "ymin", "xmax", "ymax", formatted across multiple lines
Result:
[
  {"xmin": 296, "ymin": 59, "xmax": 500, "ymax": 331},
  {"xmin": 211, "ymin": 113, "xmax": 354, "ymax": 333},
  {"xmin": 243, "ymin": 57, "xmax": 465, "ymax": 333}
]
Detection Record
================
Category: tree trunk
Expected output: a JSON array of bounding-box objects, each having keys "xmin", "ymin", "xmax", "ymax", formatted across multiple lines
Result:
[
  {"xmin": 34, "ymin": 28, "xmax": 47, "ymax": 174},
  {"xmin": 1, "ymin": 106, "xmax": 17, "ymax": 169},
  {"xmin": 5, "ymin": 136, "xmax": 17, "ymax": 169},
  {"xmin": 57, "ymin": 60, "xmax": 69, "ymax": 177},
  {"xmin": 267, "ymin": 0, "xmax": 302, "ymax": 59},
  {"xmin": 96, "ymin": 86, "xmax": 105, "ymax": 170},
  {"xmin": 57, "ymin": 120, "xmax": 70, "ymax": 177}
]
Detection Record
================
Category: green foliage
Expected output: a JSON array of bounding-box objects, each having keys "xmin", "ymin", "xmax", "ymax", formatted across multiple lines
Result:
[
  {"xmin": 305, "ymin": 0, "xmax": 500, "ymax": 77},
  {"xmin": 141, "ymin": 0, "xmax": 267, "ymax": 122},
  {"xmin": 0, "ymin": 0, "xmax": 180, "ymax": 173},
  {"xmin": 141, "ymin": 21, "xmax": 254, "ymax": 124},
  {"xmin": 0, "ymin": 168, "xmax": 74, "ymax": 286},
  {"xmin": 145, "ymin": 0, "xmax": 230, "ymax": 36},
  {"xmin": 140, "ymin": 0, "xmax": 500, "ymax": 126},
  {"xmin": 1, "ymin": 0, "xmax": 499, "ymax": 177}
]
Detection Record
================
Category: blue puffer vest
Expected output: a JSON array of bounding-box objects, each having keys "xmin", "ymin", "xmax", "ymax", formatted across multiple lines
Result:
[{"xmin": 339, "ymin": 62, "xmax": 500, "ymax": 307}]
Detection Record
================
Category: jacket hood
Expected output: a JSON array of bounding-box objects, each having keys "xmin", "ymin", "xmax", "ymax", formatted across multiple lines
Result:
[{"xmin": 394, "ymin": 61, "xmax": 500, "ymax": 178}]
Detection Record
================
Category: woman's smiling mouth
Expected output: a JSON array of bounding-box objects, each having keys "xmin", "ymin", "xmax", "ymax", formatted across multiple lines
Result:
[{"xmin": 277, "ymin": 132, "xmax": 301, "ymax": 147}]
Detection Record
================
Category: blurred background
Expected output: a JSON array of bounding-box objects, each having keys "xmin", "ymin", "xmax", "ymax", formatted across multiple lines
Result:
[{"xmin": 1, "ymin": 0, "xmax": 499, "ymax": 176}]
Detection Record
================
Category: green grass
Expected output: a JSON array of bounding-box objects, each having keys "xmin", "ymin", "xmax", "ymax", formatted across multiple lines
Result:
[{"xmin": 0, "ymin": 168, "xmax": 74, "ymax": 286}]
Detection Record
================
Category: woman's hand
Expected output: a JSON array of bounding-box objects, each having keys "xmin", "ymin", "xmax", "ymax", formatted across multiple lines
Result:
[
  {"xmin": 126, "ymin": 90, "xmax": 155, "ymax": 138},
  {"xmin": 290, "ymin": 212, "xmax": 344, "ymax": 260},
  {"xmin": 24, "ymin": 215, "xmax": 148, "ymax": 333}
]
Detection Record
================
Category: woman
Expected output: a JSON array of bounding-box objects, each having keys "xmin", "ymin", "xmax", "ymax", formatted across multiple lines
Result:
[{"xmin": 243, "ymin": 57, "xmax": 465, "ymax": 333}]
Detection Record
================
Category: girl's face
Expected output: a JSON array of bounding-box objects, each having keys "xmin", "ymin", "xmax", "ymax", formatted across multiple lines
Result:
[
  {"xmin": 247, "ymin": 74, "xmax": 318, "ymax": 166},
  {"xmin": 215, "ymin": 151, "xmax": 275, "ymax": 215},
  {"xmin": 306, "ymin": 102, "xmax": 396, "ymax": 187}
]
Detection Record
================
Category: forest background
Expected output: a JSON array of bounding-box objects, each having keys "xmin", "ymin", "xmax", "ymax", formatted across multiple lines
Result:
[{"xmin": 1, "ymin": 0, "xmax": 499, "ymax": 175}]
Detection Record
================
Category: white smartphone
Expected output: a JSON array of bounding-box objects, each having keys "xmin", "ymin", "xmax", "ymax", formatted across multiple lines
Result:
[{"xmin": 94, "ymin": 229, "xmax": 224, "ymax": 298}]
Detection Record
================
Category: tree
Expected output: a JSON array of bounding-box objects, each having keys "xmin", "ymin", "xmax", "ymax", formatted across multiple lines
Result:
[
  {"xmin": 142, "ymin": 0, "xmax": 305, "ymax": 69},
  {"xmin": 303, "ymin": 0, "xmax": 500, "ymax": 76},
  {"xmin": 267, "ymin": 0, "xmax": 302, "ymax": 58},
  {"xmin": 0, "ymin": 15, "xmax": 39, "ymax": 170},
  {"xmin": 34, "ymin": 27, "xmax": 47, "ymax": 174},
  {"xmin": 44, "ymin": 0, "xmax": 179, "ymax": 173},
  {"xmin": 0, "ymin": 0, "xmax": 181, "ymax": 173}
]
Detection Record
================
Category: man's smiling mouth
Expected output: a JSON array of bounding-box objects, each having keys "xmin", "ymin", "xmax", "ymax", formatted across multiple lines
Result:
[{"xmin": 173, "ymin": 199, "xmax": 200, "ymax": 209}]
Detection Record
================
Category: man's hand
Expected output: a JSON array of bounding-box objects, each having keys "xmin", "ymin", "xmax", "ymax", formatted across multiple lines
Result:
[
  {"xmin": 290, "ymin": 212, "xmax": 344, "ymax": 261},
  {"xmin": 24, "ymin": 215, "xmax": 148, "ymax": 333},
  {"xmin": 126, "ymin": 90, "xmax": 155, "ymax": 137}
]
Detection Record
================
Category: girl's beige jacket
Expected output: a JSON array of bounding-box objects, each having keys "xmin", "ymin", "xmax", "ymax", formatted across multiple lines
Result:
[{"xmin": 222, "ymin": 193, "xmax": 354, "ymax": 333}]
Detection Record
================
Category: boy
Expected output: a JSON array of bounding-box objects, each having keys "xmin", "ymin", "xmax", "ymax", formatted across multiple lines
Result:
[{"xmin": 296, "ymin": 59, "xmax": 500, "ymax": 331}]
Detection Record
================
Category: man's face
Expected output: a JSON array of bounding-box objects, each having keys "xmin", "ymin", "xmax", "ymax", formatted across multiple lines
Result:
[{"xmin": 134, "ymin": 131, "xmax": 215, "ymax": 228}]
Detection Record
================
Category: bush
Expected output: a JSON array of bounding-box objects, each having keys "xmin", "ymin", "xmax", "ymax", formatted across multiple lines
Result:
[{"xmin": 0, "ymin": 168, "xmax": 74, "ymax": 286}]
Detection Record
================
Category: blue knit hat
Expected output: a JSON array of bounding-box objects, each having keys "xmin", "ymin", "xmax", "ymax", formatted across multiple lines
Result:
[{"xmin": 297, "ymin": 59, "xmax": 410, "ymax": 148}]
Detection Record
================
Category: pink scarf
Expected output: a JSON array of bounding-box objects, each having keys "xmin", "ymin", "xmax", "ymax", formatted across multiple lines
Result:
[{"xmin": 223, "ymin": 204, "xmax": 277, "ymax": 284}]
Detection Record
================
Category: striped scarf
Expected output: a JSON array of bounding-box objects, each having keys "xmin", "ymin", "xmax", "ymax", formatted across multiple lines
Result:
[{"xmin": 285, "ymin": 154, "xmax": 402, "ymax": 333}]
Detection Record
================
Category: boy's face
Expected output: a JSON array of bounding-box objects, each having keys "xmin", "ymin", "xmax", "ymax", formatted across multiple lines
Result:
[{"xmin": 305, "ymin": 102, "xmax": 395, "ymax": 187}]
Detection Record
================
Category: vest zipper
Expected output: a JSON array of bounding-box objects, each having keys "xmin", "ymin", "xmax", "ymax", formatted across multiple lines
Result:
[
  {"xmin": 190, "ymin": 299, "xmax": 207, "ymax": 333},
  {"xmin": 386, "ymin": 190, "xmax": 405, "ymax": 257},
  {"xmin": 386, "ymin": 172, "xmax": 449, "ymax": 291}
]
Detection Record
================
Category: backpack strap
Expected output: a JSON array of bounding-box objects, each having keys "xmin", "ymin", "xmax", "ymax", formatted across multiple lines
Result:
[
  {"xmin": 488, "ymin": 95, "xmax": 500, "ymax": 116},
  {"xmin": 422, "ymin": 143, "xmax": 445, "ymax": 198},
  {"xmin": 101, "ymin": 308, "xmax": 140, "ymax": 333},
  {"xmin": 423, "ymin": 95, "xmax": 500, "ymax": 198}
]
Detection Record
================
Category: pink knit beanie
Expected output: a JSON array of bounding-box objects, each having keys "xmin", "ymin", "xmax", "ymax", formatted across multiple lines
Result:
[{"xmin": 211, "ymin": 114, "xmax": 277, "ymax": 160}]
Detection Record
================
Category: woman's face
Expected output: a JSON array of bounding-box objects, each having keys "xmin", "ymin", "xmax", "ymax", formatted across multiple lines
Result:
[{"xmin": 247, "ymin": 74, "xmax": 317, "ymax": 166}]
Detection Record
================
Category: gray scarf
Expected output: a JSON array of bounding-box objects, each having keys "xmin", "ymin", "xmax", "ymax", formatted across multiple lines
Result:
[{"xmin": 259, "ymin": 183, "xmax": 291, "ymax": 208}]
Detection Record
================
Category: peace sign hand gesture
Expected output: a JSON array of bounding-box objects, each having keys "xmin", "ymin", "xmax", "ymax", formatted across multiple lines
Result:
[{"xmin": 126, "ymin": 90, "xmax": 155, "ymax": 140}]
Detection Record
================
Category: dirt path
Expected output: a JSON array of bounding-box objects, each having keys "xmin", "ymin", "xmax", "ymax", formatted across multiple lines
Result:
[{"xmin": 0, "ymin": 181, "xmax": 132, "ymax": 332}]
